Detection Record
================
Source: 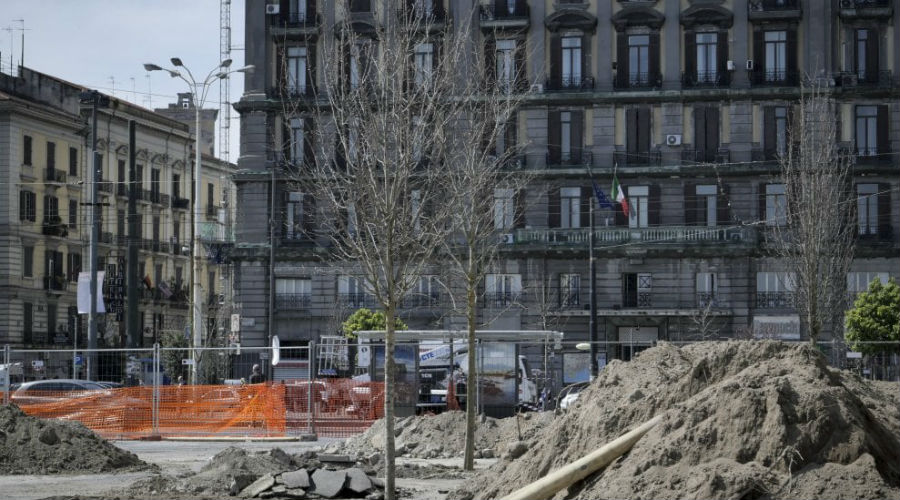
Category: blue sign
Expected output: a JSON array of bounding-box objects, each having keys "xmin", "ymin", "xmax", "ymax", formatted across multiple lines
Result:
[{"xmin": 74, "ymin": 355, "xmax": 83, "ymax": 366}]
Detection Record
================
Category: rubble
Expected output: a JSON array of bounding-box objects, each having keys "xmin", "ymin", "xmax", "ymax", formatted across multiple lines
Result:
[
  {"xmin": 452, "ymin": 341, "xmax": 900, "ymax": 500},
  {"xmin": 0, "ymin": 404, "xmax": 147, "ymax": 474}
]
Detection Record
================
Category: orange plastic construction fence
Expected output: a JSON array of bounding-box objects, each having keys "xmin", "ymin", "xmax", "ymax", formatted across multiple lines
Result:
[{"xmin": 11, "ymin": 378, "xmax": 384, "ymax": 440}]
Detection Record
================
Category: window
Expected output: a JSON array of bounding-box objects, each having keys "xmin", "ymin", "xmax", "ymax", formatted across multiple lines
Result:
[
  {"xmin": 696, "ymin": 272, "xmax": 718, "ymax": 307},
  {"xmin": 628, "ymin": 185, "xmax": 649, "ymax": 228},
  {"xmin": 625, "ymin": 107, "xmax": 652, "ymax": 164},
  {"xmin": 628, "ymin": 35, "xmax": 650, "ymax": 86},
  {"xmin": 276, "ymin": 278, "xmax": 312, "ymax": 309},
  {"xmin": 561, "ymin": 187, "xmax": 582, "ymax": 229},
  {"xmin": 696, "ymin": 185, "xmax": 717, "ymax": 227},
  {"xmin": 693, "ymin": 106, "xmax": 720, "ymax": 162},
  {"xmin": 855, "ymin": 29, "xmax": 869, "ymax": 81},
  {"xmin": 756, "ymin": 272, "xmax": 795, "ymax": 308},
  {"xmin": 117, "ymin": 160, "xmax": 126, "ymax": 196},
  {"xmin": 43, "ymin": 195, "xmax": 60, "ymax": 222},
  {"xmin": 857, "ymin": 184, "xmax": 878, "ymax": 236},
  {"xmin": 172, "ymin": 174, "xmax": 181, "ymax": 199},
  {"xmin": 485, "ymin": 273, "xmax": 521, "ymax": 307},
  {"xmin": 23, "ymin": 246, "xmax": 34, "ymax": 278},
  {"xmin": 338, "ymin": 276, "xmax": 370, "ymax": 307},
  {"xmin": 69, "ymin": 199, "xmax": 78, "ymax": 228},
  {"xmin": 136, "ymin": 164, "xmax": 144, "ymax": 191},
  {"xmin": 414, "ymin": 43, "xmax": 434, "ymax": 86},
  {"xmin": 347, "ymin": 202, "xmax": 358, "ymax": 236},
  {"xmin": 20, "ymin": 191, "xmax": 36, "ymax": 222},
  {"xmin": 289, "ymin": 118, "xmax": 305, "ymax": 162},
  {"xmin": 47, "ymin": 303, "xmax": 57, "ymax": 340},
  {"xmin": 67, "ymin": 253, "xmax": 82, "ymax": 282},
  {"xmin": 765, "ymin": 184, "xmax": 786, "ymax": 226},
  {"xmin": 286, "ymin": 46, "xmax": 308, "ymax": 94},
  {"xmin": 285, "ymin": 192, "xmax": 308, "ymax": 240},
  {"xmin": 696, "ymin": 33, "xmax": 718, "ymax": 84},
  {"xmin": 764, "ymin": 106, "xmax": 790, "ymax": 160},
  {"xmin": 855, "ymin": 106, "xmax": 877, "ymax": 157},
  {"xmin": 561, "ymin": 36, "xmax": 582, "ymax": 87},
  {"xmin": 173, "ymin": 219, "xmax": 181, "ymax": 246},
  {"xmin": 152, "ymin": 216, "xmax": 161, "ymax": 243},
  {"xmin": 47, "ymin": 141, "xmax": 56, "ymax": 171},
  {"xmin": 413, "ymin": 0, "xmax": 433, "ymax": 16},
  {"xmin": 764, "ymin": 31, "xmax": 787, "ymax": 81},
  {"xmin": 496, "ymin": 39, "xmax": 517, "ymax": 93},
  {"xmin": 623, "ymin": 272, "xmax": 652, "ymax": 308},
  {"xmin": 847, "ymin": 272, "xmax": 889, "ymax": 294},
  {"xmin": 549, "ymin": 110, "xmax": 583, "ymax": 165},
  {"xmin": 411, "ymin": 275, "xmax": 440, "ymax": 307},
  {"xmin": 349, "ymin": 41, "xmax": 371, "ymax": 90},
  {"xmin": 560, "ymin": 112, "xmax": 574, "ymax": 162},
  {"xmin": 151, "ymin": 168, "xmax": 161, "ymax": 201},
  {"xmin": 494, "ymin": 188, "xmax": 515, "ymax": 229},
  {"xmin": 559, "ymin": 273, "xmax": 580, "ymax": 308},
  {"xmin": 117, "ymin": 210, "xmax": 125, "ymax": 243},
  {"xmin": 207, "ymin": 270, "xmax": 216, "ymax": 299},
  {"xmin": 291, "ymin": 0, "xmax": 308, "ymax": 21},
  {"xmin": 69, "ymin": 147, "xmax": 78, "ymax": 177},
  {"xmin": 207, "ymin": 183, "xmax": 215, "ymax": 213},
  {"xmin": 23, "ymin": 135, "xmax": 33, "ymax": 165}
]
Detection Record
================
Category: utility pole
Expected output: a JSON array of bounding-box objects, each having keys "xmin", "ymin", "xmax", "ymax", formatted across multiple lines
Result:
[
  {"xmin": 86, "ymin": 91, "xmax": 101, "ymax": 379},
  {"xmin": 127, "ymin": 120, "xmax": 140, "ymax": 348},
  {"xmin": 589, "ymin": 199, "xmax": 598, "ymax": 380}
]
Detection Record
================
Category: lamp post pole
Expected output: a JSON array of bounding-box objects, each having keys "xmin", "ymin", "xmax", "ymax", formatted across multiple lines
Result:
[{"xmin": 143, "ymin": 59, "xmax": 253, "ymax": 384}]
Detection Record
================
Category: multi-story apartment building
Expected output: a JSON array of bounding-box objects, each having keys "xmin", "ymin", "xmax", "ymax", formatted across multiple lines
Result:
[
  {"xmin": 234, "ymin": 1, "xmax": 898, "ymax": 366},
  {"xmin": 0, "ymin": 67, "xmax": 235, "ymax": 359}
]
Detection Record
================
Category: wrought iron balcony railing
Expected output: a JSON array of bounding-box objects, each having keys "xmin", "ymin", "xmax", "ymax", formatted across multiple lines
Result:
[
  {"xmin": 479, "ymin": 0, "xmax": 530, "ymax": 21},
  {"xmin": 546, "ymin": 150, "xmax": 593, "ymax": 169},
  {"xmin": 276, "ymin": 293, "xmax": 312, "ymax": 310},
  {"xmin": 682, "ymin": 70, "xmax": 730, "ymax": 88},
  {"xmin": 545, "ymin": 76, "xmax": 595, "ymax": 92},
  {"xmin": 613, "ymin": 149, "xmax": 662, "ymax": 167},
  {"xmin": 749, "ymin": 70, "xmax": 800, "ymax": 87},
  {"xmin": 484, "ymin": 292, "xmax": 520, "ymax": 308},
  {"xmin": 756, "ymin": 291, "xmax": 795, "ymax": 308}
]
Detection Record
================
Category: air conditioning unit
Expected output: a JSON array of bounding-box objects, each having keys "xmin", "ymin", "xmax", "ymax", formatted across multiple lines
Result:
[
  {"xmin": 666, "ymin": 134, "xmax": 682, "ymax": 146},
  {"xmin": 726, "ymin": 60, "xmax": 735, "ymax": 71},
  {"xmin": 529, "ymin": 83, "xmax": 543, "ymax": 93},
  {"xmin": 746, "ymin": 60, "xmax": 754, "ymax": 71},
  {"xmin": 266, "ymin": 3, "xmax": 280, "ymax": 14},
  {"xmin": 499, "ymin": 233, "xmax": 515, "ymax": 244}
]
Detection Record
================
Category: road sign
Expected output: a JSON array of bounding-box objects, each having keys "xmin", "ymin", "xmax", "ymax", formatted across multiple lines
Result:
[
  {"xmin": 846, "ymin": 351, "xmax": 863, "ymax": 359},
  {"xmin": 74, "ymin": 355, "xmax": 83, "ymax": 366},
  {"xmin": 182, "ymin": 359, "xmax": 195, "ymax": 366}
]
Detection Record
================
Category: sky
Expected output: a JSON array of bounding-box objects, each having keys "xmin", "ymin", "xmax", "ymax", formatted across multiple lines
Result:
[{"xmin": 2, "ymin": 0, "xmax": 246, "ymax": 162}]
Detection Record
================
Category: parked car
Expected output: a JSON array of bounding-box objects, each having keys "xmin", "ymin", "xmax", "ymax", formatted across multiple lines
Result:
[
  {"xmin": 556, "ymin": 382, "xmax": 589, "ymax": 410},
  {"xmin": 11, "ymin": 379, "xmax": 107, "ymax": 405}
]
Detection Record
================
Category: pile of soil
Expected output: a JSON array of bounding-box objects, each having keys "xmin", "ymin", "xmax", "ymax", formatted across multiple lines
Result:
[
  {"xmin": 0, "ymin": 404, "xmax": 146, "ymax": 474},
  {"xmin": 327, "ymin": 410, "xmax": 553, "ymax": 460},
  {"xmin": 452, "ymin": 341, "xmax": 900, "ymax": 500}
]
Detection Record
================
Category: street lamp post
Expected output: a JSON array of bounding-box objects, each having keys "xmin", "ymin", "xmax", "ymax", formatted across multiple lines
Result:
[{"xmin": 144, "ymin": 58, "xmax": 253, "ymax": 384}]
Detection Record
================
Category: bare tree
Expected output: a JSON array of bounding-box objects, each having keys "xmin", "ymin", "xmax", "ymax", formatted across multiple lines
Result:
[
  {"xmin": 441, "ymin": 33, "xmax": 532, "ymax": 470},
  {"xmin": 775, "ymin": 80, "xmax": 855, "ymax": 343}
]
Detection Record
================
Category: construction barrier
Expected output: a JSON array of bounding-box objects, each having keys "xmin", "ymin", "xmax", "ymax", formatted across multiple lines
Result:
[{"xmin": 12, "ymin": 379, "xmax": 384, "ymax": 440}]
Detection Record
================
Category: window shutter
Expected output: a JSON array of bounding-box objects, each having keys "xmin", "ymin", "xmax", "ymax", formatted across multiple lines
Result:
[
  {"xmin": 786, "ymin": 27, "xmax": 798, "ymax": 82},
  {"xmin": 638, "ymin": 107, "xmax": 651, "ymax": 154},
  {"xmin": 684, "ymin": 184, "xmax": 697, "ymax": 226},
  {"xmin": 307, "ymin": 0, "xmax": 317, "ymax": 21},
  {"xmin": 753, "ymin": 28, "xmax": 764, "ymax": 80},
  {"xmin": 626, "ymin": 108, "xmax": 638, "ymax": 155},
  {"xmin": 763, "ymin": 107, "xmax": 776, "ymax": 159},
  {"xmin": 282, "ymin": 121, "xmax": 292, "ymax": 160},
  {"xmin": 549, "ymin": 35, "xmax": 561, "ymax": 88},
  {"xmin": 20, "ymin": 192, "xmax": 26, "ymax": 221},
  {"xmin": 616, "ymin": 32, "xmax": 628, "ymax": 88},
  {"xmin": 706, "ymin": 107, "xmax": 720, "ymax": 159},
  {"xmin": 276, "ymin": 45, "xmax": 286, "ymax": 93},
  {"xmin": 648, "ymin": 184, "xmax": 661, "ymax": 226},
  {"xmin": 865, "ymin": 29, "xmax": 879, "ymax": 83},
  {"xmin": 514, "ymin": 189, "xmax": 526, "ymax": 228},
  {"xmin": 718, "ymin": 30, "xmax": 729, "ymax": 85},
  {"xmin": 548, "ymin": 187, "xmax": 561, "ymax": 228},
  {"xmin": 571, "ymin": 110, "xmax": 584, "ymax": 162},
  {"xmin": 581, "ymin": 33, "xmax": 591, "ymax": 87},
  {"xmin": 432, "ymin": 39, "xmax": 441, "ymax": 72},
  {"xmin": 303, "ymin": 194, "xmax": 315, "ymax": 234},
  {"xmin": 43, "ymin": 195, "xmax": 50, "ymax": 223},
  {"xmin": 304, "ymin": 117, "xmax": 316, "ymax": 165},
  {"xmin": 307, "ymin": 44, "xmax": 317, "ymax": 93},
  {"xmin": 758, "ymin": 183, "xmax": 767, "ymax": 222},
  {"xmin": 580, "ymin": 186, "xmax": 591, "ymax": 228},
  {"xmin": 877, "ymin": 183, "xmax": 891, "ymax": 240},
  {"xmin": 717, "ymin": 183, "xmax": 730, "ymax": 226},
  {"xmin": 684, "ymin": 30, "xmax": 696, "ymax": 84},
  {"xmin": 648, "ymin": 33, "xmax": 660, "ymax": 86},
  {"xmin": 876, "ymin": 105, "xmax": 889, "ymax": 155},
  {"xmin": 548, "ymin": 111, "xmax": 561, "ymax": 164},
  {"xmin": 484, "ymin": 38, "xmax": 496, "ymax": 87},
  {"xmin": 694, "ymin": 107, "xmax": 707, "ymax": 160},
  {"xmin": 515, "ymin": 39, "xmax": 527, "ymax": 91}
]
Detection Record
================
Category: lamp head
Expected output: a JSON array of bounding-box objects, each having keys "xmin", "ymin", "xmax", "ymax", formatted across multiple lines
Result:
[
  {"xmin": 220, "ymin": 58, "xmax": 233, "ymax": 68},
  {"xmin": 170, "ymin": 57, "xmax": 184, "ymax": 67},
  {"xmin": 235, "ymin": 65, "xmax": 255, "ymax": 74},
  {"xmin": 143, "ymin": 63, "xmax": 163, "ymax": 72}
]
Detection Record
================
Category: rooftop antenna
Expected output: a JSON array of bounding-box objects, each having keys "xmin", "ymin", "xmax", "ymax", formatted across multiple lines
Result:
[
  {"xmin": 143, "ymin": 73, "xmax": 152, "ymax": 108},
  {"xmin": 108, "ymin": 76, "xmax": 116, "ymax": 97}
]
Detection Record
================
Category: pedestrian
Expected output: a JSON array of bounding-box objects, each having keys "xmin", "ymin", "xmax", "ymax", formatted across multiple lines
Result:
[
  {"xmin": 248, "ymin": 364, "xmax": 265, "ymax": 384},
  {"xmin": 176, "ymin": 375, "xmax": 184, "ymax": 386}
]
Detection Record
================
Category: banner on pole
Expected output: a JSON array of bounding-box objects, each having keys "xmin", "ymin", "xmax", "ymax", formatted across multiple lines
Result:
[{"xmin": 77, "ymin": 271, "xmax": 106, "ymax": 314}]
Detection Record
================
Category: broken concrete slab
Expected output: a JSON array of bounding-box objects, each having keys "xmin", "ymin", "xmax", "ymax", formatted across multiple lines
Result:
[
  {"xmin": 230, "ymin": 474, "xmax": 259, "ymax": 496},
  {"xmin": 284, "ymin": 487, "xmax": 307, "ymax": 498},
  {"xmin": 239, "ymin": 473, "xmax": 276, "ymax": 498},
  {"xmin": 345, "ymin": 467, "xmax": 373, "ymax": 494},
  {"xmin": 316, "ymin": 453, "xmax": 354, "ymax": 463},
  {"xmin": 281, "ymin": 469, "xmax": 311, "ymax": 489},
  {"xmin": 310, "ymin": 469, "xmax": 347, "ymax": 498},
  {"xmin": 504, "ymin": 441, "xmax": 528, "ymax": 460}
]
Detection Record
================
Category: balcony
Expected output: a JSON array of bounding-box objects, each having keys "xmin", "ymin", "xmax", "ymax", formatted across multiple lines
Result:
[
  {"xmin": 748, "ymin": 0, "xmax": 801, "ymax": 20},
  {"xmin": 613, "ymin": 149, "xmax": 662, "ymax": 167},
  {"xmin": 681, "ymin": 148, "xmax": 730, "ymax": 165},
  {"xmin": 749, "ymin": 70, "xmax": 800, "ymax": 87},
  {"xmin": 276, "ymin": 293, "xmax": 312, "ymax": 311},
  {"xmin": 613, "ymin": 72, "xmax": 662, "ymax": 91},
  {"xmin": 834, "ymin": 70, "xmax": 893, "ymax": 89},
  {"xmin": 546, "ymin": 150, "xmax": 593, "ymax": 169},
  {"xmin": 199, "ymin": 221, "xmax": 233, "ymax": 243},
  {"xmin": 97, "ymin": 181, "xmax": 113, "ymax": 194},
  {"xmin": 43, "ymin": 275, "xmax": 67, "ymax": 292},
  {"xmin": 41, "ymin": 219, "xmax": 69, "ymax": 238},
  {"xmin": 271, "ymin": 10, "xmax": 319, "ymax": 28},
  {"xmin": 140, "ymin": 239, "xmax": 168, "ymax": 253},
  {"xmin": 756, "ymin": 291, "xmax": 795, "ymax": 309},
  {"xmin": 839, "ymin": 0, "xmax": 892, "ymax": 19},
  {"xmin": 545, "ymin": 76, "xmax": 595, "ymax": 92},
  {"xmin": 100, "ymin": 232, "xmax": 114, "ymax": 244},
  {"xmin": 479, "ymin": 0, "xmax": 530, "ymax": 30},
  {"xmin": 45, "ymin": 169, "xmax": 66, "ymax": 184},
  {"xmin": 558, "ymin": 293, "xmax": 581, "ymax": 310},
  {"xmin": 621, "ymin": 292, "xmax": 652, "ymax": 308},
  {"xmin": 696, "ymin": 292, "xmax": 721, "ymax": 308},
  {"xmin": 339, "ymin": 293, "xmax": 377, "ymax": 309},
  {"xmin": 402, "ymin": 292, "xmax": 442, "ymax": 308},
  {"xmin": 849, "ymin": 149, "xmax": 893, "ymax": 166},
  {"xmin": 270, "ymin": 84, "xmax": 317, "ymax": 100},
  {"xmin": 484, "ymin": 292, "xmax": 520, "ymax": 308},
  {"xmin": 172, "ymin": 197, "xmax": 190, "ymax": 210},
  {"xmin": 682, "ymin": 70, "xmax": 730, "ymax": 89},
  {"xmin": 512, "ymin": 225, "xmax": 755, "ymax": 248},
  {"xmin": 401, "ymin": 1, "xmax": 447, "ymax": 24},
  {"xmin": 498, "ymin": 154, "xmax": 527, "ymax": 171}
]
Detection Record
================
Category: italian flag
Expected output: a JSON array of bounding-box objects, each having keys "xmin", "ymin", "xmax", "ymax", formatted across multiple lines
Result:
[{"xmin": 611, "ymin": 176, "xmax": 629, "ymax": 217}]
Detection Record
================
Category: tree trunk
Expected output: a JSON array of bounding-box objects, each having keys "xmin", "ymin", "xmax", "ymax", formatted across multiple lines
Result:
[
  {"xmin": 384, "ymin": 305, "xmax": 397, "ymax": 500},
  {"xmin": 463, "ymin": 257, "xmax": 478, "ymax": 470}
]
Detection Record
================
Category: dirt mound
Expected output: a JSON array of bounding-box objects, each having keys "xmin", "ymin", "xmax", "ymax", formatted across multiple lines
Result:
[
  {"xmin": 453, "ymin": 341, "xmax": 900, "ymax": 500},
  {"xmin": 0, "ymin": 404, "xmax": 146, "ymax": 475},
  {"xmin": 327, "ymin": 410, "xmax": 553, "ymax": 460}
]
